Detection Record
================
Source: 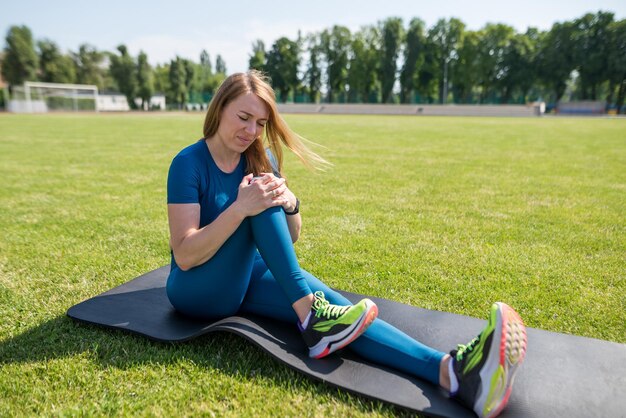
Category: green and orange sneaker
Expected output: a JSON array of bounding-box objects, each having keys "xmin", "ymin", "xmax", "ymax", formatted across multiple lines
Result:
[
  {"xmin": 299, "ymin": 291, "xmax": 378, "ymax": 359},
  {"xmin": 450, "ymin": 302, "xmax": 527, "ymax": 418}
]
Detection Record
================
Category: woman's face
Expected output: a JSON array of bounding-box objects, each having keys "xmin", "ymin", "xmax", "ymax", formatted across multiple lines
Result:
[{"xmin": 216, "ymin": 92, "xmax": 269, "ymax": 154}]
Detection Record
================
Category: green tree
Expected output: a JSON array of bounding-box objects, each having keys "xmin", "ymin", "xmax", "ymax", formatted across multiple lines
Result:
[
  {"xmin": 536, "ymin": 21, "xmax": 576, "ymax": 102},
  {"xmin": 607, "ymin": 19, "xmax": 626, "ymax": 112},
  {"xmin": 452, "ymin": 30, "xmax": 482, "ymax": 103},
  {"xmin": 37, "ymin": 39, "xmax": 76, "ymax": 84},
  {"xmin": 379, "ymin": 17, "xmax": 404, "ymax": 103},
  {"xmin": 428, "ymin": 18, "xmax": 465, "ymax": 103},
  {"xmin": 1, "ymin": 25, "xmax": 38, "ymax": 87},
  {"xmin": 499, "ymin": 29, "xmax": 540, "ymax": 103},
  {"xmin": 400, "ymin": 18, "xmax": 426, "ymax": 103},
  {"xmin": 199, "ymin": 50, "xmax": 221, "ymax": 99},
  {"xmin": 416, "ymin": 37, "xmax": 439, "ymax": 103},
  {"xmin": 304, "ymin": 33, "xmax": 323, "ymax": 103},
  {"xmin": 153, "ymin": 63, "xmax": 170, "ymax": 99},
  {"xmin": 475, "ymin": 23, "xmax": 515, "ymax": 103},
  {"xmin": 72, "ymin": 44, "xmax": 105, "ymax": 89},
  {"xmin": 168, "ymin": 57, "xmax": 187, "ymax": 108},
  {"xmin": 200, "ymin": 50, "xmax": 212, "ymax": 75},
  {"xmin": 215, "ymin": 55, "xmax": 227, "ymax": 74},
  {"xmin": 109, "ymin": 45, "xmax": 137, "ymax": 109},
  {"xmin": 320, "ymin": 25, "xmax": 351, "ymax": 102},
  {"xmin": 265, "ymin": 37, "xmax": 300, "ymax": 102},
  {"xmin": 249, "ymin": 40, "xmax": 266, "ymax": 72},
  {"xmin": 347, "ymin": 25, "xmax": 380, "ymax": 103},
  {"xmin": 136, "ymin": 51, "xmax": 153, "ymax": 109},
  {"xmin": 573, "ymin": 11, "xmax": 614, "ymax": 100}
]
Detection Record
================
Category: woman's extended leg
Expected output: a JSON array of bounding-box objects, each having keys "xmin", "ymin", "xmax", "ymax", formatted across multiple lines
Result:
[{"xmin": 241, "ymin": 257, "xmax": 445, "ymax": 385}]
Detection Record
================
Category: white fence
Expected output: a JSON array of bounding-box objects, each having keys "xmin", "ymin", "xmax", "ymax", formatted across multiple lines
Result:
[{"xmin": 277, "ymin": 103, "xmax": 545, "ymax": 117}]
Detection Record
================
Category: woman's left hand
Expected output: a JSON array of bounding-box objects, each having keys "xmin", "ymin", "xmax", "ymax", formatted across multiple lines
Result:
[{"xmin": 254, "ymin": 172, "xmax": 297, "ymax": 212}]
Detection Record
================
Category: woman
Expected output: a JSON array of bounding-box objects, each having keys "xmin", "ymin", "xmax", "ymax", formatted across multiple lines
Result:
[{"xmin": 166, "ymin": 70, "xmax": 527, "ymax": 418}]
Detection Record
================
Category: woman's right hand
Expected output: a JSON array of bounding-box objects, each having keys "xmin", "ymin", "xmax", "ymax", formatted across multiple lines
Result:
[{"xmin": 233, "ymin": 173, "xmax": 288, "ymax": 217}]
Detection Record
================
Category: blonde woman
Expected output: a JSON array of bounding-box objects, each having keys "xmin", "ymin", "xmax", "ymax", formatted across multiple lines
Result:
[{"xmin": 166, "ymin": 71, "xmax": 527, "ymax": 418}]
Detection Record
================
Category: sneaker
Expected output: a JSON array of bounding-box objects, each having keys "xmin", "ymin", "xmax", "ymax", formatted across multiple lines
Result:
[
  {"xmin": 299, "ymin": 291, "xmax": 378, "ymax": 359},
  {"xmin": 450, "ymin": 302, "xmax": 527, "ymax": 418}
]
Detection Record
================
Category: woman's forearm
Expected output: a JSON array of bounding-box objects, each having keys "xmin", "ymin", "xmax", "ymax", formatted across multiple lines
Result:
[
  {"xmin": 285, "ymin": 212, "xmax": 302, "ymax": 243},
  {"xmin": 172, "ymin": 203, "xmax": 246, "ymax": 271}
]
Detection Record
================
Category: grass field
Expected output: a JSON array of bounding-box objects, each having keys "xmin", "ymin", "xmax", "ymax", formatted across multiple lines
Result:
[{"xmin": 1, "ymin": 113, "xmax": 624, "ymax": 416}]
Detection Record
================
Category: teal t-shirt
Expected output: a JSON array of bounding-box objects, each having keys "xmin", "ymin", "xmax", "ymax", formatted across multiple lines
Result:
[{"xmin": 167, "ymin": 140, "xmax": 245, "ymax": 229}]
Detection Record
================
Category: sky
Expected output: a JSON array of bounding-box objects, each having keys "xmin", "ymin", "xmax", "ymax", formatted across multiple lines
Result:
[{"xmin": 2, "ymin": 0, "xmax": 625, "ymax": 74}]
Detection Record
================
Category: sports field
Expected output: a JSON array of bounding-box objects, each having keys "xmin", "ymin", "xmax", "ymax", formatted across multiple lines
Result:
[{"xmin": 0, "ymin": 113, "xmax": 624, "ymax": 416}]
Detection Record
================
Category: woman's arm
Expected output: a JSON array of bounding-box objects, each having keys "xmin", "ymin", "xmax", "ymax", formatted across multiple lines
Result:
[
  {"xmin": 169, "ymin": 173, "xmax": 288, "ymax": 271},
  {"xmin": 281, "ymin": 188, "xmax": 302, "ymax": 243},
  {"xmin": 168, "ymin": 202, "xmax": 246, "ymax": 271}
]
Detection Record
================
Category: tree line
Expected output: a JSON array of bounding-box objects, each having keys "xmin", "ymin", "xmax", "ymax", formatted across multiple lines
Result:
[
  {"xmin": 0, "ymin": 26, "xmax": 228, "ymax": 109},
  {"xmin": 2, "ymin": 11, "xmax": 625, "ymax": 111}
]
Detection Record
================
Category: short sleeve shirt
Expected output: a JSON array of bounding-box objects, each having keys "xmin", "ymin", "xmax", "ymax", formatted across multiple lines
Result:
[{"xmin": 167, "ymin": 140, "xmax": 245, "ymax": 228}]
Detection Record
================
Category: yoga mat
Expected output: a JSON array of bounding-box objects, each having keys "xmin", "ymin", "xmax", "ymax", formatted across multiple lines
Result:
[{"xmin": 67, "ymin": 266, "xmax": 626, "ymax": 417}]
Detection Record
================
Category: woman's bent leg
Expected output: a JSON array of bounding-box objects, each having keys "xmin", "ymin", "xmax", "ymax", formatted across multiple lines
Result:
[
  {"xmin": 241, "ymin": 258, "xmax": 445, "ymax": 385},
  {"xmin": 248, "ymin": 207, "xmax": 311, "ymax": 304}
]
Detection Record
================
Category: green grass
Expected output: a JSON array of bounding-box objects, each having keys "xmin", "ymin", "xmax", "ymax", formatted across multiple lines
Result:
[{"xmin": 1, "ymin": 112, "xmax": 624, "ymax": 416}]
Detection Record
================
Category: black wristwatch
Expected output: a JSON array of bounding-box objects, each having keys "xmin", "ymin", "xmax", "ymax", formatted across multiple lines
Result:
[{"xmin": 284, "ymin": 198, "xmax": 300, "ymax": 215}]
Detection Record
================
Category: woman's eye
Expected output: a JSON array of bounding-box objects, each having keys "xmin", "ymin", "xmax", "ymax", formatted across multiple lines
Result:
[
  {"xmin": 238, "ymin": 115, "xmax": 248, "ymax": 121},
  {"xmin": 258, "ymin": 122, "xmax": 266, "ymax": 128}
]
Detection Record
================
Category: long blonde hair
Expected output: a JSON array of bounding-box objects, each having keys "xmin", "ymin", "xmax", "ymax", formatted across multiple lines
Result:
[{"xmin": 203, "ymin": 70, "xmax": 327, "ymax": 176}]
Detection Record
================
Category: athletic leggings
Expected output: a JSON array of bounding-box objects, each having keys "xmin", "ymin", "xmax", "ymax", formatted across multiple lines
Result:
[{"xmin": 166, "ymin": 206, "xmax": 445, "ymax": 385}]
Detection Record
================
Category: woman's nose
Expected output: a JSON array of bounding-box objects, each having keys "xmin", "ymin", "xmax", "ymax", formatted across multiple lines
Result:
[{"xmin": 244, "ymin": 121, "xmax": 256, "ymax": 135}]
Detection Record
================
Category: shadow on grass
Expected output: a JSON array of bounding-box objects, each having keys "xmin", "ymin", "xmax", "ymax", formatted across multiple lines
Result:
[{"xmin": 0, "ymin": 315, "xmax": 415, "ymax": 417}]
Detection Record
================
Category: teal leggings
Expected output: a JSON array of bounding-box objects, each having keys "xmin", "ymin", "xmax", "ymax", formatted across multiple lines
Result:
[{"xmin": 166, "ymin": 206, "xmax": 445, "ymax": 385}]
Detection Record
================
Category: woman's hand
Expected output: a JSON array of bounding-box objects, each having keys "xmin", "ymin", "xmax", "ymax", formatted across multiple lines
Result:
[{"xmin": 233, "ymin": 173, "xmax": 291, "ymax": 217}]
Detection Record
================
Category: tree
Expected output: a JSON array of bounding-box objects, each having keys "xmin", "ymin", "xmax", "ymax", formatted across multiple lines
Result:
[
  {"xmin": 249, "ymin": 40, "xmax": 266, "ymax": 72},
  {"xmin": 536, "ymin": 21, "xmax": 576, "ymax": 102},
  {"xmin": 200, "ymin": 50, "xmax": 212, "ymax": 75},
  {"xmin": 304, "ymin": 33, "xmax": 323, "ymax": 103},
  {"xmin": 320, "ymin": 25, "xmax": 351, "ymax": 102},
  {"xmin": 347, "ymin": 25, "xmax": 380, "ymax": 103},
  {"xmin": 136, "ymin": 51, "xmax": 153, "ymax": 109},
  {"xmin": 452, "ymin": 30, "xmax": 482, "ymax": 103},
  {"xmin": 1, "ymin": 25, "xmax": 38, "ymax": 87},
  {"xmin": 400, "ymin": 18, "xmax": 426, "ymax": 103},
  {"xmin": 416, "ymin": 37, "xmax": 439, "ymax": 103},
  {"xmin": 378, "ymin": 17, "xmax": 404, "ymax": 103},
  {"xmin": 153, "ymin": 63, "xmax": 170, "ymax": 100},
  {"xmin": 475, "ymin": 23, "xmax": 515, "ymax": 103},
  {"xmin": 37, "ymin": 39, "xmax": 76, "ymax": 84},
  {"xmin": 109, "ymin": 45, "xmax": 137, "ymax": 109},
  {"xmin": 168, "ymin": 57, "xmax": 187, "ymax": 108},
  {"xmin": 428, "ymin": 18, "xmax": 465, "ymax": 103},
  {"xmin": 265, "ymin": 37, "xmax": 300, "ymax": 102},
  {"xmin": 72, "ymin": 44, "xmax": 105, "ymax": 89},
  {"xmin": 499, "ymin": 29, "xmax": 540, "ymax": 103},
  {"xmin": 215, "ymin": 55, "xmax": 227, "ymax": 74},
  {"xmin": 573, "ymin": 11, "xmax": 614, "ymax": 100},
  {"xmin": 607, "ymin": 19, "xmax": 626, "ymax": 113}
]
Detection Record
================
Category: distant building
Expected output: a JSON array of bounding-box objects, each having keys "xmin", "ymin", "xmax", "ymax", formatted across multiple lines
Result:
[
  {"xmin": 134, "ymin": 93, "xmax": 166, "ymax": 110},
  {"xmin": 97, "ymin": 93, "xmax": 130, "ymax": 111},
  {"xmin": 98, "ymin": 92, "xmax": 166, "ymax": 111}
]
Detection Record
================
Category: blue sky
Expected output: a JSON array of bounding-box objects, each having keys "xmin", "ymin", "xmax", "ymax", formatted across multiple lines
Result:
[{"xmin": 2, "ymin": 0, "xmax": 625, "ymax": 73}]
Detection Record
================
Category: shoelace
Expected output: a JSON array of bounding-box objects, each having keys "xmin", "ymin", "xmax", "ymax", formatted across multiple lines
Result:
[
  {"xmin": 313, "ymin": 291, "xmax": 350, "ymax": 319},
  {"xmin": 456, "ymin": 335, "xmax": 481, "ymax": 360}
]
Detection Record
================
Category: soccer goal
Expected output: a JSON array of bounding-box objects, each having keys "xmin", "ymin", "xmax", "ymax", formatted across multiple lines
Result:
[{"xmin": 8, "ymin": 81, "xmax": 99, "ymax": 113}]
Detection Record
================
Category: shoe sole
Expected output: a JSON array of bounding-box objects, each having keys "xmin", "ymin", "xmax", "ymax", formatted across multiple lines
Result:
[
  {"xmin": 310, "ymin": 300, "xmax": 378, "ymax": 359},
  {"xmin": 474, "ymin": 302, "xmax": 527, "ymax": 418}
]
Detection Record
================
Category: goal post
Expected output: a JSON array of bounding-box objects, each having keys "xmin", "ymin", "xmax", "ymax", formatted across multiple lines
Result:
[{"xmin": 9, "ymin": 81, "xmax": 99, "ymax": 113}]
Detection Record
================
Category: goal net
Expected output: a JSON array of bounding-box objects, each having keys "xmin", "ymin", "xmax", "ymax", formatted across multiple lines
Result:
[{"xmin": 9, "ymin": 81, "xmax": 99, "ymax": 113}]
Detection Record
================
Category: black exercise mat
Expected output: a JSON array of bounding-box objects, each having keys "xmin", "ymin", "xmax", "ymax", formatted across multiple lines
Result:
[{"xmin": 67, "ymin": 266, "xmax": 626, "ymax": 417}]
